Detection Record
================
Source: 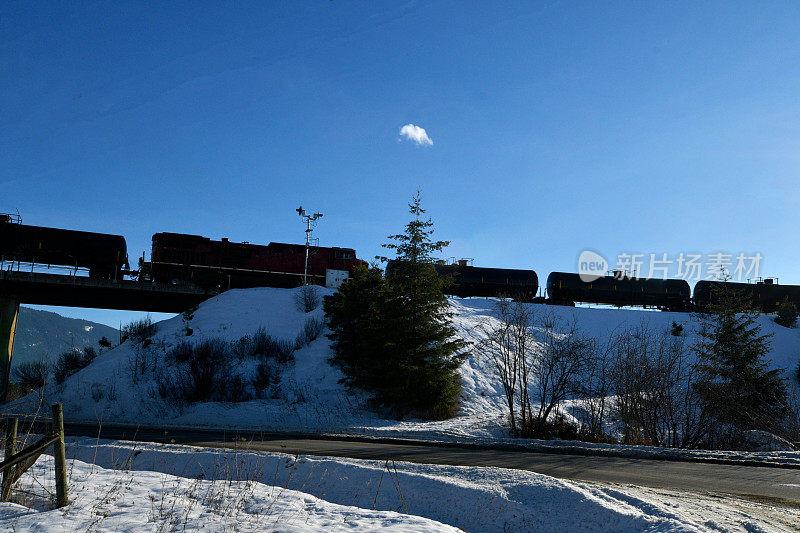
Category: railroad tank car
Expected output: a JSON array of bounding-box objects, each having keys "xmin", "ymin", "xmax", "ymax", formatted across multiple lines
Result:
[
  {"xmin": 546, "ymin": 272, "xmax": 691, "ymax": 311},
  {"xmin": 143, "ymin": 232, "xmax": 362, "ymax": 290},
  {"xmin": 434, "ymin": 262, "xmax": 538, "ymax": 299},
  {"xmin": 384, "ymin": 260, "xmax": 539, "ymax": 300},
  {"xmin": 0, "ymin": 217, "xmax": 128, "ymax": 278},
  {"xmin": 693, "ymin": 279, "xmax": 800, "ymax": 313}
]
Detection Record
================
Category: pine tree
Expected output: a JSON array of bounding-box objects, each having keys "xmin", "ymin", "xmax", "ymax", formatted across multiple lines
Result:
[
  {"xmin": 693, "ymin": 285, "xmax": 788, "ymax": 438},
  {"xmin": 774, "ymin": 297, "xmax": 798, "ymax": 328},
  {"xmin": 98, "ymin": 336, "xmax": 112, "ymax": 352},
  {"xmin": 379, "ymin": 192, "xmax": 469, "ymax": 419},
  {"xmin": 326, "ymin": 192, "xmax": 469, "ymax": 419},
  {"xmin": 324, "ymin": 263, "xmax": 387, "ymax": 389}
]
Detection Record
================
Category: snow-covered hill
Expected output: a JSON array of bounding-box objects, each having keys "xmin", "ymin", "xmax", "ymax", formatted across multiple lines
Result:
[
  {"xmin": 7, "ymin": 286, "xmax": 799, "ymax": 447},
  {"xmin": 13, "ymin": 307, "xmax": 119, "ymax": 368}
]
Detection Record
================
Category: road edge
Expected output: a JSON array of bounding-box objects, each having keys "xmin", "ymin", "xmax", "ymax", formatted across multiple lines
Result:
[{"xmin": 58, "ymin": 422, "xmax": 800, "ymax": 470}]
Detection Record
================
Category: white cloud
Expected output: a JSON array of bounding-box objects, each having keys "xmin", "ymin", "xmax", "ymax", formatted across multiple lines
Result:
[{"xmin": 399, "ymin": 123, "xmax": 433, "ymax": 146}]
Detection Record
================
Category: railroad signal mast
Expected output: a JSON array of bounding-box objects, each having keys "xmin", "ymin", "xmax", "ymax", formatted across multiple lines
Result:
[{"xmin": 296, "ymin": 206, "xmax": 322, "ymax": 285}]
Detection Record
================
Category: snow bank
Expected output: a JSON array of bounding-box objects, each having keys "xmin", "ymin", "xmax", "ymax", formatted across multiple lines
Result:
[
  {"xmin": 0, "ymin": 452, "xmax": 458, "ymax": 532},
  {"xmin": 1, "ymin": 437, "xmax": 790, "ymax": 532}
]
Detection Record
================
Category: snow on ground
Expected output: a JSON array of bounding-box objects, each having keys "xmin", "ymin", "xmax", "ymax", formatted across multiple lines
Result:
[
  {"xmin": 0, "ymin": 437, "xmax": 794, "ymax": 532},
  {"xmin": 0, "ymin": 448, "xmax": 458, "ymax": 532},
  {"xmin": 5, "ymin": 286, "xmax": 800, "ymax": 462}
]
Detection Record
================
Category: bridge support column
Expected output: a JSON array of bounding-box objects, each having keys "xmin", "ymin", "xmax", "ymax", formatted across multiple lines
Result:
[{"xmin": 0, "ymin": 297, "xmax": 19, "ymax": 403}]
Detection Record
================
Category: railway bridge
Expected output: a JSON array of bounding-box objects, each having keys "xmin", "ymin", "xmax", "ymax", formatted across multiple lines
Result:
[{"xmin": 0, "ymin": 270, "xmax": 217, "ymax": 401}]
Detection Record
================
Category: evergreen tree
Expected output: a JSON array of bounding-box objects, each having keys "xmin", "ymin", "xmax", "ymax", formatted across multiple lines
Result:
[
  {"xmin": 379, "ymin": 192, "xmax": 469, "ymax": 419},
  {"xmin": 774, "ymin": 297, "xmax": 798, "ymax": 328},
  {"xmin": 325, "ymin": 192, "xmax": 469, "ymax": 420},
  {"xmin": 324, "ymin": 263, "xmax": 387, "ymax": 390},
  {"xmin": 98, "ymin": 336, "xmax": 112, "ymax": 352},
  {"xmin": 693, "ymin": 285, "xmax": 788, "ymax": 437}
]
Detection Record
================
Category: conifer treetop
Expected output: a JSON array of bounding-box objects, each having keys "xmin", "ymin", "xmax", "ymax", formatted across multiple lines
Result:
[{"xmin": 380, "ymin": 191, "xmax": 449, "ymax": 263}]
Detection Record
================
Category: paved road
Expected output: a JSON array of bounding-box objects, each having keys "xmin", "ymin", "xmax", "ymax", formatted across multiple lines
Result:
[{"xmin": 64, "ymin": 424, "xmax": 800, "ymax": 506}]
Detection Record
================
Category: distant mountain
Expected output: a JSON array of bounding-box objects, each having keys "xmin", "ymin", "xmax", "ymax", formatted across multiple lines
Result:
[{"xmin": 12, "ymin": 307, "xmax": 119, "ymax": 368}]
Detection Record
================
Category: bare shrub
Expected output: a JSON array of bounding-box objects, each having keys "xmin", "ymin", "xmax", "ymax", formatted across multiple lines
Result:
[
  {"xmin": 532, "ymin": 411, "xmax": 581, "ymax": 441},
  {"xmin": 121, "ymin": 315, "xmax": 156, "ymax": 344},
  {"xmin": 54, "ymin": 351, "xmax": 85, "ymax": 384},
  {"xmin": 272, "ymin": 340, "xmax": 295, "ymax": 363},
  {"xmin": 161, "ymin": 338, "xmax": 258, "ymax": 403},
  {"xmin": 480, "ymin": 299, "xmax": 535, "ymax": 436},
  {"xmin": 284, "ymin": 378, "xmax": 308, "ymax": 404},
  {"xmin": 128, "ymin": 341, "xmax": 161, "ymax": 384},
  {"xmin": 155, "ymin": 371, "xmax": 174, "ymax": 401},
  {"xmin": 159, "ymin": 328, "xmax": 299, "ymax": 404},
  {"xmin": 83, "ymin": 346, "xmax": 98, "ymax": 360},
  {"xmin": 574, "ymin": 335, "xmax": 615, "ymax": 442},
  {"xmin": 13, "ymin": 360, "xmax": 48, "ymax": 390},
  {"xmin": 166, "ymin": 339, "xmax": 234, "ymax": 402},
  {"xmin": 482, "ymin": 304, "xmax": 589, "ymax": 438},
  {"xmin": 237, "ymin": 328, "xmax": 295, "ymax": 362},
  {"xmin": 217, "ymin": 374, "xmax": 251, "ymax": 403},
  {"xmin": 231, "ymin": 334, "xmax": 253, "ymax": 359},
  {"xmin": 53, "ymin": 346, "xmax": 98, "ymax": 384},
  {"xmin": 572, "ymin": 321, "xmax": 722, "ymax": 448},
  {"xmin": 295, "ymin": 284, "xmax": 321, "ymax": 313},
  {"xmin": 91, "ymin": 382, "xmax": 116, "ymax": 402},
  {"xmin": 257, "ymin": 336, "xmax": 294, "ymax": 363},
  {"xmin": 251, "ymin": 327, "xmax": 272, "ymax": 356},
  {"xmin": 528, "ymin": 312, "xmax": 592, "ymax": 437},
  {"xmin": 182, "ymin": 306, "xmax": 197, "ymax": 336},
  {"xmin": 252, "ymin": 362, "xmax": 279, "ymax": 396},
  {"xmin": 483, "ymin": 304, "xmax": 717, "ymax": 448},
  {"xmin": 295, "ymin": 317, "xmax": 324, "ymax": 349},
  {"xmin": 611, "ymin": 323, "xmax": 712, "ymax": 448}
]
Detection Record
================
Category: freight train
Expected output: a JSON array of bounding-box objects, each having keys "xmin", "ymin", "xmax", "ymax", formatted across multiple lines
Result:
[
  {"xmin": 438, "ymin": 262, "xmax": 800, "ymax": 313},
  {"xmin": 0, "ymin": 214, "xmax": 129, "ymax": 279},
  {"xmin": 693, "ymin": 278, "xmax": 800, "ymax": 313},
  {"xmin": 386, "ymin": 259, "xmax": 540, "ymax": 300},
  {"xmin": 0, "ymin": 215, "xmax": 361, "ymax": 290},
  {"xmin": 546, "ymin": 271, "xmax": 692, "ymax": 311},
  {"xmin": 391, "ymin": 259, "xmax": 798, "ymax": 313},
  {"xmin": 138, "ymin": 232, "xmax": 363, "ymax": 290},
  {"xmin": 2, "ymin": 214, "xmax": 797, "ymax": 314}
]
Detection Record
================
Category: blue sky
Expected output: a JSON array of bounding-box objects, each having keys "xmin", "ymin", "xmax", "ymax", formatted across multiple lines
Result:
[{"xmin": 3, "ymin": 1, "xmax": 800, "ymax": 327}]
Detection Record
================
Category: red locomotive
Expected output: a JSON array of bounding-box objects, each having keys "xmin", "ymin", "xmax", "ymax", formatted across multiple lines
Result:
[{"xmin": 139, "ymin": 232, "xmax": 363, "ymax": 290}]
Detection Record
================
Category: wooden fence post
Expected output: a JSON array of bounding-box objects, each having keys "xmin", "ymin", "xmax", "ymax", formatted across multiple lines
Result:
[
  {"xmin": 51, "ymin": 404, "xmax": 67, "ymax": 508},
  {"xmin": 1, "ymin": 418, "xmax": 17, "ymax": 501}
]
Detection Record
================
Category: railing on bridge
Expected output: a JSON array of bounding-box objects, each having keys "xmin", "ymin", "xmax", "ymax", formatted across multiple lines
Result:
[
  {"xmin": 0, "ymin": 269, "xmax": 216, "ymax": 312},
  {"xmin": 1, "ymin": 259, "xmax": 91, "ymax": 278}
]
